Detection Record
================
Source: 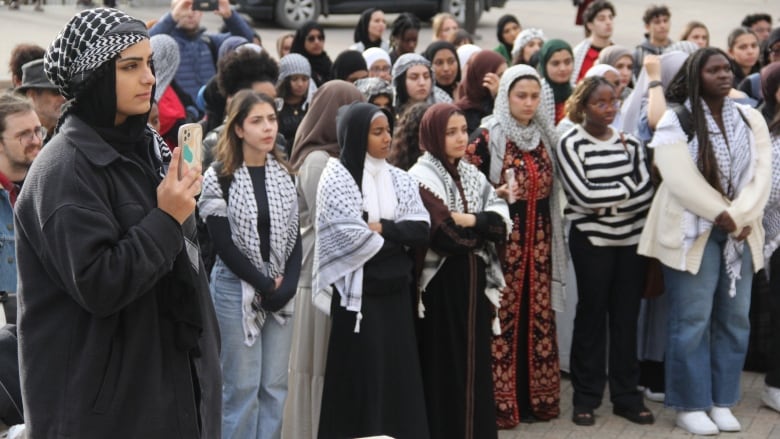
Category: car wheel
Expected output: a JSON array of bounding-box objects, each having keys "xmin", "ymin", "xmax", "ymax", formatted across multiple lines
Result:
[
  {"xmin": 441, "ymin": 0, "xmax": 483, "ymax": 25},
  {"xmin": 274, "ymin": 0, "xmax": 320, "ymax": 29}
]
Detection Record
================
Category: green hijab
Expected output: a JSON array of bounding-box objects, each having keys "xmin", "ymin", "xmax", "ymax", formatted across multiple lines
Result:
[{"xmin": 537, "ymin": 39, "xmax": 573, "ymax": 103}]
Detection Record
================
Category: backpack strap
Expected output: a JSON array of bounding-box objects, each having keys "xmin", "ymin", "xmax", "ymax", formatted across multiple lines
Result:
[
  {"xmin": 736, "ymin": 105, "xmax": 751, "ymax": 130},
  {"xmin": 669, "ymin": 103, "xmax": 694, "ymax": 143},
  {"xmin": 210, "ymin": 162, "xmax": 232, "ymax": 204},
  {"xmin": 669, "ymin": 102, "xmax": 752, "ymax": 143},
  {"xmin": 200, "ymin": 34, "xmax": 219, "ymax": 67}
]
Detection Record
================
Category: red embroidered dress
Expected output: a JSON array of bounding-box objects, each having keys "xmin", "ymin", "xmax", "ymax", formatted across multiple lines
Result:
[{"xmin": 466, "ymin": 130, "xmax": 561, "ymax": 427}]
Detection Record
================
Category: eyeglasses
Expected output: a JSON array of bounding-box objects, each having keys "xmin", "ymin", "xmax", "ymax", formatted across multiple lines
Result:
[
  {"xmin": 370, "ymin": 65, "xmax": 391, "ymax": 73},
  {"xmin": 588, "ymin": 99, "xmax": 620, "ymax": 111},
  {"xmin": 2, "ymin": 126, "xmax": 46, "ymax": 146},
  {"xmin": 306, "ymin": 34, "xmax": 324, "ymax": 42}
]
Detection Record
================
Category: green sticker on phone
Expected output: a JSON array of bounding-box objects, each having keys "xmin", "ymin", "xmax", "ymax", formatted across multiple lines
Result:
[{"xmin": 183, "ymin": 145, "xmax": 193, "ymax": 162}]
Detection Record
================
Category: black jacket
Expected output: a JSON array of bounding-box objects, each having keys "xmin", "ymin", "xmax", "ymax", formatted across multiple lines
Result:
[{"xmin": 14, "ymin": 115, "xmax": 222, "ymax": 438}]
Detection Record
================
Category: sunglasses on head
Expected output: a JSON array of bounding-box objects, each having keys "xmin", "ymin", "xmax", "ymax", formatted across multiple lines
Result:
[{"xmin": 307, "ymin": 34, "xmax": 324, "ymax": 42}]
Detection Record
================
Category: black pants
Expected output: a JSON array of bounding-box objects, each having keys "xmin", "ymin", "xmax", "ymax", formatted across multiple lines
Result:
[
  {"xmin": 569, "ymin": 227, "xmax": 645, "ymax": 410},
  {"xmin": 765, "ymin": 251, "xmax": 780, "ymax": 387}
]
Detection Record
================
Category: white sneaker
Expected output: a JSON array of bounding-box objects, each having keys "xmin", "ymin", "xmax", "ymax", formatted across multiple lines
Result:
[
  {"xmin": 762, "ymin": 386, "xmax": 780, "ymax": 412},
  {"xmin": 708, "ymin": 407, "xmax": 741, "ymax": 432},
  {"xmin": 676, "ymin": 411, "xmax": 719, "ymax": 435},
  {"xmin": 644, "ymin": 387, "xmax": 665, "ymax": 403}
]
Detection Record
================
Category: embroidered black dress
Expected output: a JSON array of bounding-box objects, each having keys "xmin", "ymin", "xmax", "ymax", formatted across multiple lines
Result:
[
  {"xmin": 318, "ymin": 220, "xmax": 430, "ymax": 439},
  {"xmin": 417, "ymin": 190, "xmax": 507, "ymax": 439}
]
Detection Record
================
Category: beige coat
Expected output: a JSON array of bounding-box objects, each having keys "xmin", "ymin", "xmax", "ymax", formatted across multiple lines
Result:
[{"xmin": 638, "ymin": 106, "xmax": 771, "ymax": 274}]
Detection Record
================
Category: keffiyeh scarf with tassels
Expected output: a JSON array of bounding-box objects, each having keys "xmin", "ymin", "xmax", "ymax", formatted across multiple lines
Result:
[
  {"xmin": 199, "ymin": 156, "xmax": 299, "ymax": 346},
  {"xmin": 312, "ymin": 158, "xmax": 429, "ymax": 332},
  {"xmin": 409, "ymin": 152, "xmax": 510, "ymax": 334}
]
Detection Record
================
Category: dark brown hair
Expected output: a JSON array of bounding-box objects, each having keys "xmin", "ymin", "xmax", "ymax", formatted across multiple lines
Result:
[
  {"xmin": 583, "ymin": 1, "xmax": 616, "ymax": 37},
  {"xmin": 8, "ymin": 44, "xmax": 45, "ymax": 86},
  {"xmin": 388, "ymin": 102, "xmax": 430, "ymax": 170},
  {"xmin": 0, "ymin": 92, "xmax": 34, "ymax": 137},
  {"xmin": 642, "ymin": 5, "xmax": 671, "ymax": 25},
  {"xmin": 215, "ymin": 90, "xmax": 292, "ymax": 176}
]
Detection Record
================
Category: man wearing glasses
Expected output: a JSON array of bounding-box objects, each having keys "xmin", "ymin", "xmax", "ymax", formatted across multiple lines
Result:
[
  {"xmin": 15, "ymin": 59, "xmax": 64, "ymax": 145},
  {"xmin": 0, "ymin": 92, "xmax": 43, "ymax": 324}
]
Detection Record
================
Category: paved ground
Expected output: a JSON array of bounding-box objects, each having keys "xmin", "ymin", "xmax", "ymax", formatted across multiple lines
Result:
[{"xmin": 499, "ymin": 371, "xmax": 780, "ymax": 438}]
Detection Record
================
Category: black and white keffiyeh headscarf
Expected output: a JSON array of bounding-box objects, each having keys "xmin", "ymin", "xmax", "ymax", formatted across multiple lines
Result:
[
  {"xmin": 391, "ymin": 53, "xmax": 453, "ymax": 109},
  {"xmin": 199, "ymin": 156, "xmax": 299, "ymax": 346},
  {"xmin": 45, "ymin": 8, "xmax": 148, "ymax": 100}
]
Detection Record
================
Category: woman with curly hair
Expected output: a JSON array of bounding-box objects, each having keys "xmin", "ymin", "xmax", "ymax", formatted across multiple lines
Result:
[{"xmin": 387, "ymin": 102, "xmax": 429, "ymax": 170}]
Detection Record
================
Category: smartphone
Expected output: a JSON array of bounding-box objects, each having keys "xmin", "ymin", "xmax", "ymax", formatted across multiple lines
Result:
[
  {"xmin": 178, "ymin": 123, "xmax": 203, "ymax": 194},
  {"xmin": 504, "ymin": 168, "xmax": 517, "ymax": 204},
  {"xmin": 192, "ymin": 0, "xmax": 217, "ymax": 10}
]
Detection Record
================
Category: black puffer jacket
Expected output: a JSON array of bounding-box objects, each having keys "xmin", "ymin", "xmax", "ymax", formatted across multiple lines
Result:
[{"xmin": 14, "ymin": 115, "xmax": 221, "ymax": 439}]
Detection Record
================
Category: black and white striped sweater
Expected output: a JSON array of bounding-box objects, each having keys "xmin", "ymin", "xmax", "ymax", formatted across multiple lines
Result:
[{"xmin": 556, "ymin": 125, "xmax": 654, "ymax": 246}]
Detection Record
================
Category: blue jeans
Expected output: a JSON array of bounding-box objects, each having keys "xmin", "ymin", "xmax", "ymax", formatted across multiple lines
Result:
[
  {"xmin": 663, "ymin": 229, "xmax": 753, "ymax": 410},
  {"xmin": 211, "ymin": 260, "xmax": 293, "ymax": 439}
]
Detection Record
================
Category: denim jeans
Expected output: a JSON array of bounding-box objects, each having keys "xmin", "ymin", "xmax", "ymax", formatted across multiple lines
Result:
[
  {"xmin": 211, "ymin": 260, "xmax": 293, "ymax": 439},
  {"xmin": 663, "ymin": 229, "xmax": 753, "ymax": 410}
]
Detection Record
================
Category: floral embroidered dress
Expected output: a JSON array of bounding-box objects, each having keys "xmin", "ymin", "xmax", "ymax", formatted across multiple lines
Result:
[{"xmin": 467, "ymin": 130, "xmax": 561, "ymax": 425}]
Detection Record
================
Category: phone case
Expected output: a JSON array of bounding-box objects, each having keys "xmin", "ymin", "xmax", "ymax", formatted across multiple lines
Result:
[
  {"xmin": 178, "ymin": 123, "xmax": 203, "ymax": 194},
  {"xmin": 192, "ymin": 0, "xmax": 217, "ymax": 10}
]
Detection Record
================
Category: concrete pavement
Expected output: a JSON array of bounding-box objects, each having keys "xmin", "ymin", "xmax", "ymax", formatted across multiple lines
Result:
[{"xmin": 500, "ymin": 371, "xmax": 780, "ymax": 438}]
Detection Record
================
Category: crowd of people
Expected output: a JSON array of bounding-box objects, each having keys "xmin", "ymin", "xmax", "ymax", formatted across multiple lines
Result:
[{"xmin": 2, "ymin": 1, "xmax": 780, "ymax": 438}]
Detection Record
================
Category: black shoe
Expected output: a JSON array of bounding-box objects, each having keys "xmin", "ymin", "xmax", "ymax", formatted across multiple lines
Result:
[
  {"xmin": 613, "ymin": 405, "xmax": 655, "ymax": 425},
  {"xmin": 572, "ymin": 406, "xmax": 595, "ymax": 426}
]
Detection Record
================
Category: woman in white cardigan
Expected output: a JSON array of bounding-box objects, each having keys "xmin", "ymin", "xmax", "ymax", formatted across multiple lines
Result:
[{"xmin": 638, "ymin": 47, "xmax": 771, "ymax": 436}]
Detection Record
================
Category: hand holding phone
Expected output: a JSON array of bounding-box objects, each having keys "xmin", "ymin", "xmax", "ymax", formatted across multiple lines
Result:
[
  {"xmin": 178, "ymin": 124, "xmax": 204, "ymax": 194},
  {"xmin": 504, "ymin": 169, "xmax": 517, "ymax": 204}
]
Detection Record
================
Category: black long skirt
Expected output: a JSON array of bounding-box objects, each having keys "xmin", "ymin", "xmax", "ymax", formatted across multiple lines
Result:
[
  {"xmin": 418, "ymin": 253, "xmax": 498, "ymax": 439},
  {"xmin": 318, "ymin": 272, "xmax": 429, "ymax": 439}
]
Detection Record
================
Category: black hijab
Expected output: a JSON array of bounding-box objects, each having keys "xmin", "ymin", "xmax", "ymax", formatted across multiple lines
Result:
[
  {"xmin": 496, "ymin": 14, "xmax": 520, "ymax": 52},
  {"xmin": 353, "ymin": 8, "xmax": 382, "ymax": 49},
  {"xmin": 331, "ymin": 50, "xmax": 368, "ymax": 81},
  {"xmin": 291, "ymin": 21, "xmax": 333, "ymax": 87},
  {"xmin": 424, "ymin": 41, "xmax": 461, "ymax": 97},
  {"xmin": 337, "ymin": 102, "xmax": 387, "ymax": 190}
]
